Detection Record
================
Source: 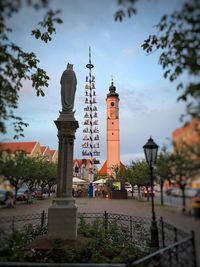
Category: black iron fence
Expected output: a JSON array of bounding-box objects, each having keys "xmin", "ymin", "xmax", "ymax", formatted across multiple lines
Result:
[
  {"xmin": 0, "ymin": 211, "xmax": 196, "ymax": 267},
  {"xmin": 132, "ymin": 234, "xmax": 197, "ymax": 267},
  {"xmin": 0, "ymin": 211, "xmax": 47, "ymax": 233}
]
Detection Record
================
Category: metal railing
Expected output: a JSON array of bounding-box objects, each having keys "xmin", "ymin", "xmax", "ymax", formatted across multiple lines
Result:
[
  {"xmin": 132, "ymin": 234, "xmax": 197, "ymax": 267},
  {"xmin": 0, "ymin": 211, "xmax": 47, "ymax": 233},
  {"xmin": 0, "ymin": 211, "xmax": 196, "ymax": 267}
]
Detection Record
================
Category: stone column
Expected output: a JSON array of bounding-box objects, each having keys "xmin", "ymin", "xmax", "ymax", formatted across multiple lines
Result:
[{"xmin": 47, "ymin": 114, "xmax": 79, "ymax": 240}]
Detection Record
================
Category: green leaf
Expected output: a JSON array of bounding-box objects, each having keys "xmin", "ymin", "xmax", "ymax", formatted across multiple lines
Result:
[
  {"xmin": 55, "ymin": 18, "xmax": 63, "ymax": 24},
  {"xmin": 141, "ymin": 43, "xmax": 149, "ymax": 50},
  {"xmin": 41, "ymin": 90, "xmax": 45, "ymax": 97}
]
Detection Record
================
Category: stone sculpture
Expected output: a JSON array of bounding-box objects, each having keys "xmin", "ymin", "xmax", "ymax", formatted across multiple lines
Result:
[
  {"xmin": 60, "ymin": 63, "xmax": 77, "ymax": 113},
  {"xmin": 48, "ymin": 62, "xmax": 79, "ymax": 240}
]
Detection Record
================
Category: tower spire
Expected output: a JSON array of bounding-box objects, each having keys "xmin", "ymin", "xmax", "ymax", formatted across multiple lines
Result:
[{"xmin": 111, "ymin": 75, "xmax": 114, "ymax": 86}]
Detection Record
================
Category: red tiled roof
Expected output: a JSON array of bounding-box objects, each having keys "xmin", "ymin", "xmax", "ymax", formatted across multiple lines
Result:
[
  {"xmin": 40, "ymin": 146, "xmax": 47, "ymax": 154},
  {"xmin": 0, "ymin": 142, "xmax": 38, "ymax": 154},
  {"xmin": 49, "ymin": 150, "xmax": 56, "ymax": 156},
  {"xmin": 73, "ymin": 159, "xmax": 82, "ymax": 167},
  {"xmin": 98, "ymin": 161, "xmax": 125, "ymax": 176},
  {"xmin": 73, "ymin": 159, "xmax": 91, "ymax": 167},
  {"xmin": 99, "ymin": 160, "xmax": 107, "ymax": 175}
]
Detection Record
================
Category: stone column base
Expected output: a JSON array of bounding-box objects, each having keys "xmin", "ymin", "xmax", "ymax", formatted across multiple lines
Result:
[{"xmin": 47, "ymin": 198, "xmax": 77, "ymax": 240}]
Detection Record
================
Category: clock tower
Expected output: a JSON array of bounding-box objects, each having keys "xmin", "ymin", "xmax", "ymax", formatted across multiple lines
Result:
[{"xmin": 106, "ymin": 81, "xmax": 120, "ymax": 175}]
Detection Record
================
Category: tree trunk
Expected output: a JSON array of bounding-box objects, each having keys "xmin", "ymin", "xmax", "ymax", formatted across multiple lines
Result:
[
  {"xmin": 28, "ymin": 182, "xmax": 35, "ymax": 203},
  {"xmin": 14, "ymin": 186, "xmax": 19, "ymax": 203},
  {"xmin": 48, "ymin": 185, "xmax": 52, "ymax": 197},
  {"xmin": 41, "ymin": 184, "xmax": 45, "ymax": 196},
  {"xmin": 131, "ymin": 184, "xmax": 134, "ymax": 198},
  {"xmin": 138, "ymin": 186, "xmax": 141, "ymax": 199},
  {"xmin": 146, "ymin": 185, "xmax": 150, "ymax": 202},
  {"xmin": 181, "ymin": 186, "xmax": 186, "ymax": 213}
]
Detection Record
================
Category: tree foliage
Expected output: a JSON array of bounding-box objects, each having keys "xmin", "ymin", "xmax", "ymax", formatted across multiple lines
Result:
[
  {"xmin": 129, "ymin": 160, "xmax": 150, "ymax": 187},
  {"xmin": 115, "ymin": 0, "xmax": 200, "ymax": 119},
  {"xmin": 0, "ymin": 0, "xmax": 62, "ymax": 137},
  {"xmin": 122, "ymin": 160, "xmax": 150, "ymax": 198},
  {"xmin": 109, "ymin": 164, "xmax": 125, "ymax": 180},
  {"xmin": 22, "ymin": 157, "xmax": 38, "ymax": 190},
  {"xmin": 155, "ymin": 146, "xmax": 172, "ymax": 184},
  {"xmin": 167, "ymin": 135, "xmax": 200, "ymax": 211},
  {"xmin": 142, "ymin": 0, "xmax": 200, "ymax": 119},
  {"xmin": 171, "ymin": 140, "xmax": 200, "ymax": 184},
  {"xmin": 1, "ymin": 151, "xmax": 28, "ymax": 199},
  {"xmin": 36, "ymin": 158, "xmax": 57, "ymax": 194},
  {"xmin": 115, "ymin": 0, "xmax": 138, "ymax": 22},
  {"xmin": 155, "ymin": 146, "xmax": 172, "ymax": 205},
  {"xmin": 0, "ymin": 150, "xmax": 57, "ymax": 200}
]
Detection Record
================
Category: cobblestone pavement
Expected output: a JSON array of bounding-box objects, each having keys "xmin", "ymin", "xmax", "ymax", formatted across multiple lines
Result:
[{"xmin": 0, "ymin": 197, "xmax": 200, "ymax": 265}]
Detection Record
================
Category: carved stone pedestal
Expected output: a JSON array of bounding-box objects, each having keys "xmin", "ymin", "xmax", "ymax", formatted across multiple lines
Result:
[
  {"xmin": 48, "ymin": 198, "xmax": 77, "ymax": 240},
  {"xmin": 47, "ymin": 114, "xmax": 79, "ymax": 240}
]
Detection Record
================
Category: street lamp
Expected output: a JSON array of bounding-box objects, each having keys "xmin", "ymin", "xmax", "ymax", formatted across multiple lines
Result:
[{"xmin": 143, "ymin": 137, "xmax": 159, "ymax": 248}]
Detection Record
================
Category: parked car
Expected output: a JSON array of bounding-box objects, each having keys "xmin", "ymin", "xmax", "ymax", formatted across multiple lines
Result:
[
  {"xmin": 16, "ymin": 188, "xmax": 28, "ymax": 201},
  {"xmin": 142, "ymin": 188, "xmax": 155, "ymax": 197}
]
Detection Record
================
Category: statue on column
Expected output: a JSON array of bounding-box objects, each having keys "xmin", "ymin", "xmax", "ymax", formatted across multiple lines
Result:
[
  {"xmin": 60, "ymin": 63, "xmax": 77, "ymax": 113},
  {"xmin": 48, "ymin": 62, "xmax": 79, "ymax": 241}
]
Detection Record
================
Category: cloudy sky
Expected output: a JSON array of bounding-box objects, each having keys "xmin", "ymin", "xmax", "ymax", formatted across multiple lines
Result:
[{"xmin": 4, "ymin": 0, "xmax": 187, "ymax": 166}]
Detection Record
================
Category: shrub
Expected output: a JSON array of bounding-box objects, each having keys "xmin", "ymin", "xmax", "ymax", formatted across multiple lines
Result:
[{"xmin": 0, "ymin": 218, "xmax": 148, "ymax": 263}]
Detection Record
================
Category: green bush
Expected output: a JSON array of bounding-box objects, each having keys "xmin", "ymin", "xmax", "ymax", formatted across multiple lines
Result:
[
  {"xmin": 0, "ymin": 224, "xmax": 47, "ymax": 261},
  {"xmin": 0, "ymin": 218, "xmax": 148, "ymax": 263}
]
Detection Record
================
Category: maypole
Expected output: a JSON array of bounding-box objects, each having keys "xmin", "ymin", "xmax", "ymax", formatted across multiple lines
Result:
[{"xmin": 82, "ymin": 47, "xmax": 100, "ymax": 197}]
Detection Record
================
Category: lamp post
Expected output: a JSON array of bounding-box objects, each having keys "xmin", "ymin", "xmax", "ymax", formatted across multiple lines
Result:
[{"xmin": 143, "ymin": 137, "xmax": 159, "ymax": 248}]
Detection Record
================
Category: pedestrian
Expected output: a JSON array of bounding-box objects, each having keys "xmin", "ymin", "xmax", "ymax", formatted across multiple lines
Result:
[{"xmin": 5, "ymin": 191, "xmax": 15, "ymax": 208}]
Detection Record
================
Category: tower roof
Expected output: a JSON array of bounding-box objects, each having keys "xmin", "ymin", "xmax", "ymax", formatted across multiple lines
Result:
[
  {"xmin": 99, "ymin": 160, "xmax": 125, "ymax": 176},
  {"xmin": 107, "ymin": 81, "xmax": 119, "ymax": 98}
]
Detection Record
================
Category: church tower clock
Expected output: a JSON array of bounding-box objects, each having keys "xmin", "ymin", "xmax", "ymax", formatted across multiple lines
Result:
[{"xmin": 106, "ymin": 81, "xmax": 120, "ymax": 175}]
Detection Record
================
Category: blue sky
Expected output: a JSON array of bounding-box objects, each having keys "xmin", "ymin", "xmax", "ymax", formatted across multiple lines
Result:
[{"xmin": 4, "ymin": 0, "xmax": 187, "ymax": 165}]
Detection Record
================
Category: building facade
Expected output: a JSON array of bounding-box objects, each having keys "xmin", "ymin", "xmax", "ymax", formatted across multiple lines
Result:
[
  {"xmin": 73, "ymin": 158, "xmax": 98, "ymax": 182},
  {"xmin": 172, "ymin": 118, "xmax": 200, "ymax": 147},
  {"xmin": 172, "ymin": 118, "xmax": 200, "ymax": 188}
]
